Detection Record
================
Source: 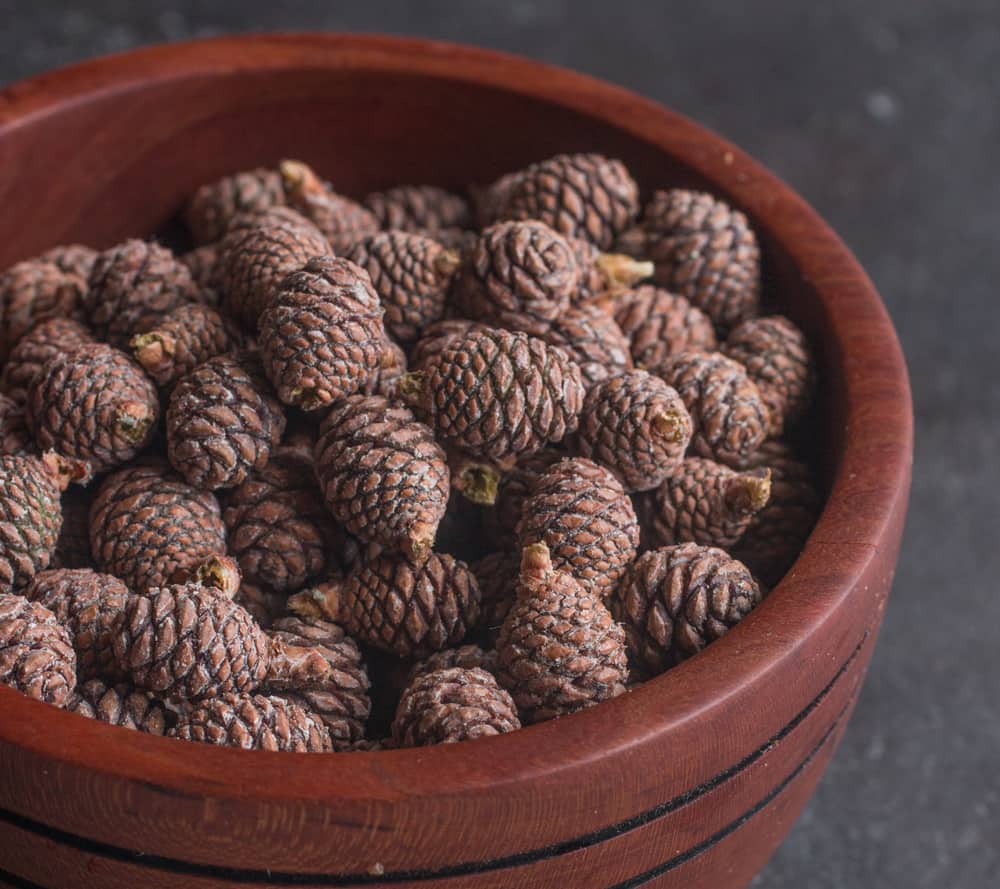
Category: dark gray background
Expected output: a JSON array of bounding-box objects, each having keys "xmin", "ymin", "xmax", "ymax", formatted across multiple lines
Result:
[{"xmin": 1, "ymin": 2, "xmax": 996, "ymax": 886}]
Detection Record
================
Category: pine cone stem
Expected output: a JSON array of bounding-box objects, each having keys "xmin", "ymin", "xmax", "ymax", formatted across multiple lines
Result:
[
  {"xmin": 453, "ymin": 462, "xmax": 500, "ymax": 506},
  {"xmin": 726, "ymin": 470, "xmax": 772, "ymax": 514},
  {"xmin": 433, "ymin": 249, "xmax": 462, "ymax": 277},
  {"xmin": 594, "ymin": 253, "xmax": 654, "ymax": 288}
]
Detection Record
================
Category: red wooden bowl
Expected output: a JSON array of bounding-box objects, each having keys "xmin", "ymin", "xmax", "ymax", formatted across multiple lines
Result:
[{"xmin": 0, "ymin": 33, "xmax": 912, "ymax": 889}]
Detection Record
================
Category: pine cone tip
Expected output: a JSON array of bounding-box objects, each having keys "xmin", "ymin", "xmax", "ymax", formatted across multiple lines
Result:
[
  {"xmin": 288, "ymin": 581, "xmax": 342, "ymax": 622},
  {"xmin": 401, "ymin": 522, "xmax": 436, "ymax": 562},
  {"xmin": 173, "ymin": 554, "xmax": 242, "ymax": 599},
  {"xmin": 727, "ymin": 468, "xmax": 772, "ymax": 514},
  {"xmin": 40, "ymin": 451, "xmax": 92, "ymax": 490},
  {"xmin": 433, "ymin": 249, "xmax": 462, "ymax": 277},
  {"xmin": 651, "ymin": 409, "xmax": 690, "ymax": 444},
  {"xmin": 396, "ymin": 371, "xmax": 425, "ymax": 404},
  {"xmin": 454, "ymin": 462, "xmax": 500, "ymax": 506},
  {"xmin": 595, "ymin": 253, "xmax": 654, "ymax": 289},
  {"xmin": 520, "ymin": 542, "xmax": 553, "ymax": 578},
  {"xmin": 115, "ymin": 402, "xmax": 156, "ymax": 443}
]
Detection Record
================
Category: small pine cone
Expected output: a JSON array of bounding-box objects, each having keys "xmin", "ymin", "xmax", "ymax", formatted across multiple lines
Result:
[
  {"xmin": 184, "ymin": 167, "xmax": 286, "ymax": 245},
  {"xmin": 348, "ymin": 232, "xmax": 459, "ymax": 343},
  {"xmin": 2, "ymin": 317, "xmax": 95, "ymax": 405},
  {"xmin": 491, "ymin": 450, "xmax": 564, "ymax": 549},
  {"xmin": 40, "ymin": 245, "xmax": 98, "ymax": 282},
  {"xmin": 612, "ymin": 285, "xmax": 718, "ymax": 369},
  {"xmin": 258, "ymin": 256, "xmax": 386, "ymax": 410},
  {"xmin": 218, "ymin": 206, "xmax": 332, "ymax": 330},
  {"xmin": 453, "ymin": 221, "xmax": 579, "ymax": 335},
  {"xmin": 172, "ymin": 692, "xmax": 332, "ymax": 751},
  {"xmin": 179, "ymin": 244, "xmax": 223, "ymax": 292},
  {"xmin": 0, "ymin": 593, "xmax": 76, "ymax": 706},
  {"xmin": 26, "ymin": 343, "xmax": 159, "ymax": 474},
  {"xmin": 496, "ymin": 543, "xmax": 627, "ymax": 724},
  {"xmin": 408, "ymin": 319, "xmax": 485, "ymax": 372},
  {"xmin": 166, "ymin": 352, "xmax": 285, "ymax": 491},
  {"xmin": 612, "ymin": 544, "xmax": 762, "ymax": 674},
  {"xmin": 566, "ymin": 237, "xmax": 653, "ymax": 304},
  {"xmin": 403, "ymin": 327, "xmax": 585, "ymax": 465},
  {"xmin": 542, "ymin": 304, "xmax": 633, "ymax": 387},
  {"xmin": 364, "ymin": 184, "xmax": 472, "ymax": 233},
  {"xmin": 0, "ymin": 260, "xmax": 86, "ymax": 362},
  {"xmin": 24, "ymin": 569, "xmax": 129, "ymax": 682},
  {"xmin": 131, "ymin": 303, "xmax": 244, "ymax": 389},
  {"xmin": 496, "ymin": 153, "xmax": 640, "ymax": 250},
  {"xmin": 113, "ymin": 583, "xmax": 269, "ymax": 699},
  {"xmin": 83, "ymin": 240, "xmax": 198, "ymax": 347},
  {"xmin": 641, "ymin": 189, "xmax": 761, "ymax": 332},
  {"xmin": 643, "ymin": 457, "xmax": 771, "ymax": 550},
  {"xmin": 70, "ymin": 678, "xmax": 170, "ymax": 734},
  {"xmin": 0, "ymin": 394, "xmax": 32, "ymax": 456},
  {"xmin": 314, "ymin": 395, "xmax": 449, "ymax": 559},
  {"xmin": 51, "ymin": 487, "xmax": 92, "ymax": 569},
  {"xmin": 653, "ymin": 351, "xmax": 769, "ymax": 468},
  {"xmin": 572, "ymin": 370, "xmax": 692, "ymax": 492},
  {"xmin": 470, "ymin": 551, "xmax": 518, "ymax": 637},
  {"xmin": 408, "ymin": 644, "xmax": 498, "ymax": 684},
  {"xmin": 89, "ymin": 461, "xmax": 227, "ymax": 595},
  {"xmin": 392, "ymin": 667, "xmax": 519, "ymax": 747},
  {"xmin": 234, "ymin": 582, "xmax": 286, "ymax": 629},
  {"xmin": 723, "ymin": 316, "xmax": 814, "ymax": 435},
  {"xmin": 362, "ymin": 336, "xmax": 407, "ymax": 400},
  {"xmin": 517, "ymin": 458, "xmax": 639, "ymax": 600},
  {"xmin": 280, "ymin": 160, "xmax": 379, "ymax": 254}
]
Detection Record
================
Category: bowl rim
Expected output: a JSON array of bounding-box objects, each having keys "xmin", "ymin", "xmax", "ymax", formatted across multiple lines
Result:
[{"xmin": 0, "ymin": 32, "xmax": 912, "ymax": 805}]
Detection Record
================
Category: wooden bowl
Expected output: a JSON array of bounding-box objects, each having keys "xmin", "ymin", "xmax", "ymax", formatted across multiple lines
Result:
[{"xmin": 0, "ymin": 34, "xmax": 912, "ymax": 889}]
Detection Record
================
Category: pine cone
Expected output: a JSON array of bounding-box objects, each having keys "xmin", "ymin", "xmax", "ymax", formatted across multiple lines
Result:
[
  {"xmin": 314, "ymin": 395, "xmax": 449, "ymax": 560},
  {"xmin": 496, "ymin": 543, "xmax": 627, "ymax": 723},
  {"xmin": 258, "ymin": 255, "xmax": 386, "ymax": 410},
  {"xmin": 2, "ymin": 317, "xmax": 95, "ymax": 405},
  {"xmin": 0, "ymin": 593, "xmax": 76, "ymax": 706},
  {"xmin": 0, "ymin": 259, "xmax": 85, "ymax": 362},
  {"xmin": 172, "ymin": 692, "xmax": 332, "ymax": 751},
  {"xmin": 69, "ymin": 678, "xmax": 170, "ymax": 734},
  {"xmin": 184, "ymin": 167, "xmax": 286, "ymax": 245},
  {"xmin": 723, "ymin": 315, "xmax": 814, "ymax": 435},
  {"xmin": 653, "ymin": 350, "xmax": 770, "ymax": 469},
  {"xmin": 26, "ymin": 343, "xmax": 159, "ymax": 473},
  {"xmin": 24, "ymin": 569, "xmax": 129, "ymax": 681},
  {"xmin": 496, "ymin": 153, "xmax": 640, "ymax": 250},
  {"xmin": 113, "ymin": 583, "xmax": 269, "ymax": 699},
  {"xmin": 408, "ymin": 319, "xmax": 485, "ymax": 372},
  {"xmin": 392, "ymin": 666, "xmax": 519, "ymax": 747},
  {"xmin": 408, "ymin": 644, "xmax": 498, "ymax": 683},
  {"xmin": 404, "ymin": 327, "xmax": 585, "ymax": 465},
  {"xmin": 0, "ymin": 394, "xmax": 32, "ymax": 456},
  {"xmin": 39, "ymin": 245, "xmax": 98, "ymax": 282},
  {"xmin": 642, "ymin": 457, "xmax": 771, "ymax": 550},
  {"xmin": 348, "ymin": 232, "xmax": 459, "ymax": 343},
  {"xmin": 89, "ymin": 461, "xmax": 227, "ymax": 595},
  {"xmin": 131, "ymin": 303, "xmax": 244, "ymax": 389},
  {"xmin": 612, "ymin": 544, "xmax": 762, "ymax": 674},
  {"xmin": 572, "ymin": 370, "xmax": 692, "ymax": 492},
  {"xmin": 470, "ymin": 551, "xmax": 518, "ymax": 637},
  {"xmin": 51, "ymin": 487, "xmax": 92, "ymax": 569},
  {"xmin": 541, "ymin": 303, "xmax": 633, "ymax": 387},
  {"xmin": 491, "ymin": 450, "xmax": 564, "ymax": 549},
  {"xmin": 179, "ymin": 244, "xmax": 223, "ymax": 293},
  {"xmin": 641, "ymin": 189, "xmax": 761, "ymax": 332},
  {"xmin": 218, "ymin": 206, "xmax": 331, "ymax": 330},
  {"xmin": 364, "ymin": 185, "xmax": 472, "ymax": 233},
  {"xmin": 280, "ymin": 160, "xmax": 379, "ymax": 254},
  {"xmin": 83, "ymin": 240, "xmax": 198, "ymax": 347},
  {"xmin": 566, "ymin": 237, "xmax": 653, "ymax": 304},
  {"xmin": 612, "ymin": 285, "xmax": 718, "ymax": 368},
  {"xmin": 453, "ymin": 221, "xmax": 579, "ymax": 335},
  {"xmin": 517, "ymin": 457, "xmax": 639, "ymax": 600}
]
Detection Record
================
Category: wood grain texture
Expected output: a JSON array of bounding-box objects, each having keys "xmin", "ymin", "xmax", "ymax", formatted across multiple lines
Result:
[{"xmin": 0, "ymin": 33, "xmax": 913, "ymax": 889}]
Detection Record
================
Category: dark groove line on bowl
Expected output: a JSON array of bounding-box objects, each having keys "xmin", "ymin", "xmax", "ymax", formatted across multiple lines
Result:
[
  {"xmin": 0, "ymin": 631, "xmax": 867, "ymax": 885},
  {"xmin": 0, "ymin": 869, "xmax": 42, "ymax": 889}
]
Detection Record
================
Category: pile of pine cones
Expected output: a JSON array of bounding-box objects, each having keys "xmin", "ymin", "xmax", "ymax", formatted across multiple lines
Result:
[{"xmin": 0, "ymin": 153, "xmax": 820, "ymax": 751}]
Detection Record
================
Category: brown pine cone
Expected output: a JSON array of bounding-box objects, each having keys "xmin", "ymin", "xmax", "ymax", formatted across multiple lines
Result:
[
  {"xmin": 40, "ymin": 245, "xmax": 98, "ymax": 282},
  {"xmin": 179, "ymin": 244, "xmax": 222, "ymax": 293},
  {"xmin": 131, "ymin": 303, "xmax": 244, "ymax": 389},
  {"xmin": 26, "ymin": 343, "xmax": 159, "ymax": 474},
  {"xmin": 364, "ymin": 184, "xmax": 472, "ymax": 233},
  {"xmin": 69, "ymin": 678, "xmax": 170, "ymax": 734},
  {"xmin": 172, "ymin": 692, "xmax": 332, "ymax": 751},
  {"xmin": 89, "ymin": 460, "xmax": 227, "ymax": 595},
  {"xmin": 496, "ymin": 543, "xmax": 627, "ymax": 723},
  {"xmin": 24, "ymin": 569, "xmax": 129, "ymax": 681},
  {"xmin": 408, "ymin": 644, "xmax": 498, "ymax": 684},
  {"xmin": 641, "ymin": 189, "xmax": 761, "ymax": 332},
  {"xmin": 642, "ymin": 457, "xmax": 771, "ymax": 550},
  {"xmin": 113, "ymin": 583, "xmax": 269, "ymax": 699},
  {"xmin": 2, "ymin": 317, "xmax": 95, "ymax": 405},
  {"xmin": 495, "ymin": 153, "xmax": 640, "ymax": 250},
  {"xmin": 183, "ymin": 167, "xmax": 286, "ymax": 245},
  {"xmin": 653, "ymin": 351, "xmax": 769, "ymax": 469},
  {"xmin": 0, "ymin": 593, "xmax": 76, "ymax": 706},
  {"xmin": 612, "ymin": 285, "xmax": 718, "ymax": 368},
  {"xmin": 566, "ymin": 237, "xmax": 653, "ymax": 304},
  {"xmin": 51, "ymin": 487, "xmax": 92, "ymax": 570},
  {"xmin": 280, "ymin": 160, "xmax": 379, "ymax": 254},
  {"xmin": 0, "ymin": 259, "xmax": 86, "ymax": 362},
  {"xmin": 218, "ymin": 206, "xmax": 331, "ymax": 330},
  {"xmin": 258, "ymin": 255, "xmax": 386, "ymax": 410},
  {"xmin": 348, "ymin": 232, "xmax": 459, "ymax": 343},
  {"xmin": 403, "ymin": 327, "xmax": 585, "ymax": 466},
  {"xmin": 453, "ymin": 221, "xmax": 579, "ymax": 335},
  {"xmin": 0, "ymin": 394, "xmax": 32, "ymax": 456},
  {"xmin": 541, "ymin": 304, "xmax": 633, "ymax": 387},
  {"xmin": 83, "ymin": 240, "xmax": 198, "ymax": 348},
  {"xmin": 572, "ymin": 370, "xmax": 692, "ymax": 492},
  {"xmin": 392, "ymin": 666, "xmax": 519, "ymax": 747},
  {"xmin": 612, "ymin": 543, "xmax": 762, "ymax": 674},
  {"xmin": 314, "ymin": 395, "xmax": 449, "ymax": 560},
  {"xmin": 470, "ymin": 551, "xmax": 518, "ymax": 637},
  {"xmin": 491, "ymin": 450, "xmax": 564, "ymax": 549},
  {"xmin": 407, "ymin": 319, "xmax": 485, "ymax": 372},
  {"xmin": 723, "ymin": 315, "xmax": 814, "ymax": 435},
  {"xmin": 517, "ymin": 457, "xmax": 639, "ymax": 600}
]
